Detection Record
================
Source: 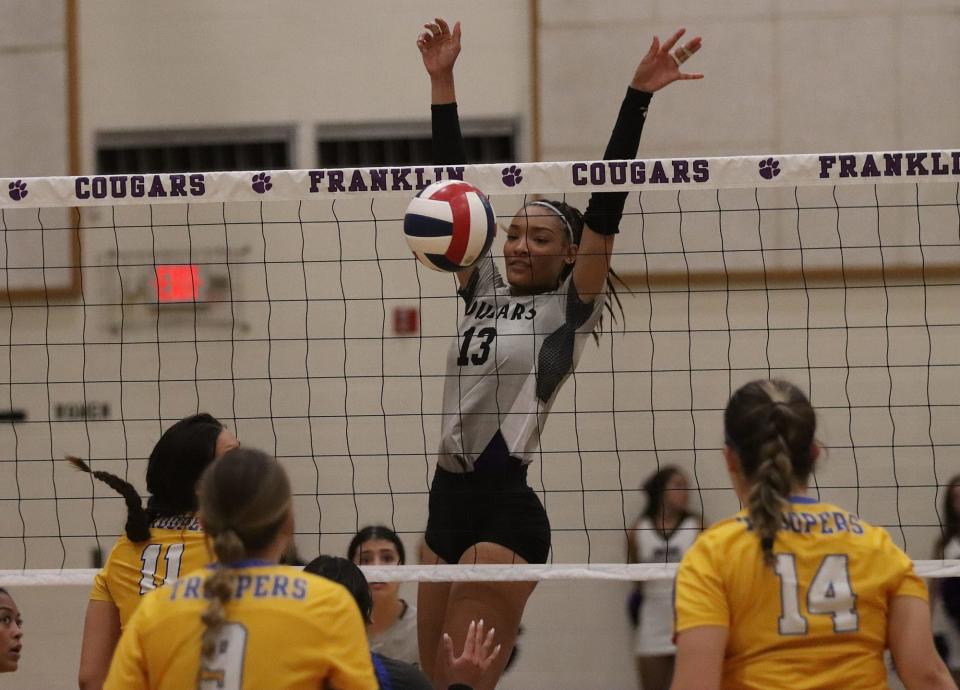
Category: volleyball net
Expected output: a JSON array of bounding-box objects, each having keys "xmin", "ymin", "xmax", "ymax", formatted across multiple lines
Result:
[{"xmin": 2, "ymin": 150, "xmax": 960, "ymax": 585}]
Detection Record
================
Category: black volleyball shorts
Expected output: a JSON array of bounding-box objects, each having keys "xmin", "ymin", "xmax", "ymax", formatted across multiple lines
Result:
[{"xmin": 424, "ymin": 462, "xmax": 551, "ymax": 565}]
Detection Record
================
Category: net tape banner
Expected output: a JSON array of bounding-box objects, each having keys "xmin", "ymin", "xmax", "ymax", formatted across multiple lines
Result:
[
  {"xmin": 3, "ymin": 561, "xmax": 960, "ymax": 586},
  {"xmin": 3, "ymin": 149, "xmax": 959, "ymax": 209}
]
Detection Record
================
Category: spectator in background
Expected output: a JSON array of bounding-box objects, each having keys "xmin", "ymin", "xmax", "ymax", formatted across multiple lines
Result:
[
  {"xmin": 933, "ymin": 474, "xmax": 960, "ymax": 684},
  {"xmin": 626, "ymin": 466, "xmax": 700, "ymax": 690},
  {"xmin": 0, "ymin": 588, "xmax": 23, "ymax": 673},
  {"xmin": 349, "ymin": 526, "xmax": 419, "ymax": 665}
]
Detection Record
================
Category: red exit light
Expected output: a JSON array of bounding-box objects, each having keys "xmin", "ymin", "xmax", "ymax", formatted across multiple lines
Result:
[
  {"xmin": 155, "ymin": 265, "xmax": 201, "ymax": 302},
  {"xmin": 392, "ymin": 307, "xmax": 419, "ymax": 335}
]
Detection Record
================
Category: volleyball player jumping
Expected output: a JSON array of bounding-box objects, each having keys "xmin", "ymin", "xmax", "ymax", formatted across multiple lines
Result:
[
  {"xmin": 416, "ymin": 17, "xmax": 702, "ymax": 689},
  {"xmin": 73, "ymin": 413, "xmax": 238, "ymax": 690},
  {"xmin": 671, "ymin": 380, "xmax": 955, "ymax": 690}
]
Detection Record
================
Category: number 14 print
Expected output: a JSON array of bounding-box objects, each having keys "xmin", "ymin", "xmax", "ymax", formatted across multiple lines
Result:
[{"xmin": 775, "ymin": 553, "xmax": 859, "ymax": 635}]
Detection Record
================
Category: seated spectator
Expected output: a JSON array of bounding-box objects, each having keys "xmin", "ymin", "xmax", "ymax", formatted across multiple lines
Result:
[{"xmin": 349, "ymin": 525, "xmax": 419, "ymax": 665}]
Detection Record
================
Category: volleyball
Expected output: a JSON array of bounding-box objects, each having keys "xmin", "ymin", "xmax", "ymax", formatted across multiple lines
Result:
[{"xmin": 403, "ymin": 180, "xmax": 496, "ymax": 272}]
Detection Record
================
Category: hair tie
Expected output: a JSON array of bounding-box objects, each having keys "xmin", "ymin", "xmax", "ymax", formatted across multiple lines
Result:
[{"xmin": 761, "ymin": 536, "xmax": 775, "ymax": 551}]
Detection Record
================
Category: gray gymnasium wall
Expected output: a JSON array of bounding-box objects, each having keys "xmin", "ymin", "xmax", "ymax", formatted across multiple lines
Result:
[
  {"xmin": 0, "ymin": 0, "xmax": 68, "ymax": 178},
  {"xmin": 3, "ymin": 1, "xmax": 959, "ymax": 689}
]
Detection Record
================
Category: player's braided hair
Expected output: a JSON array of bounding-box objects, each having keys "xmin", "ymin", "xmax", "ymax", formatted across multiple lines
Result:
[
  {"xmin": 67, "ymin": 456, "xmax": 152, "ymax": 542},
  {"xmin": 527, "ymin": 200, "xmax": 628, "ymax": 344},
  {"xmin": 197, "ymin": 448, "xmax": 291, "ymax": 662},
  {"xmin": 65, "ymin": 413, "xmax": 225, "ymax": 543},
  {"xmin": 724, "ymin": 380, "xmax": 817, "ymax": 567}
]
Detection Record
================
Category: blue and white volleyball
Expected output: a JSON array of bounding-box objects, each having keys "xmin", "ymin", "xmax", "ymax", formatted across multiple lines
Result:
[{"xmin": 403, "ymin": 180, "xmax": 496, "ymax": 272}]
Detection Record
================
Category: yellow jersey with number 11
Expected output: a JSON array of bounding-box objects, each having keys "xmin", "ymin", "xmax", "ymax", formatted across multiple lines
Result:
[
  {"xmin": 90, "ymin": 515, "xmax": 212, "ymax": 627},
  {"xmin": 675, "ymin": 497, "xmax": 927, "ymax": 690},
  {"xmin": 103, "ymin": 562, "xmax": 377, "ymax": 690}
]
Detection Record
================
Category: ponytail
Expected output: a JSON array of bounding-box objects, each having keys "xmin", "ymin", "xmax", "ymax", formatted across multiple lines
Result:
[
  {"xmin": 200, "ymin": 529, "xmax": 245, "ymax": 659},
  {"xmin": 724, "ymin": 380, "xmax": 818, "ymax": 569},
  {"xmin": 194, "ymin": 448, "xmax": 292, "ymax": 667},
  {"xmin": 747, "ymin": 438, "xmax": 794, "ymax": 566},
  {"xmin": 67, "ymin": 455, "xmax": 151, "ymax": 542}
]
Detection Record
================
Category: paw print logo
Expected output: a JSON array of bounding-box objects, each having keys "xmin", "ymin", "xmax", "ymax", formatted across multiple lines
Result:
[
  {"xmin": 758, "ymin": 158, "xmax": 781, "ymax": 180},
  {"xmin": 501, "ymin": 165, "xmax": 523, "ymax": 188},
  {"xmin": 8, "ymin": 180, "xmax": 28, "ymax": 201},
  {"xmin": 251, "ymin": 172, "xmax": 272, "ymax": 194}
]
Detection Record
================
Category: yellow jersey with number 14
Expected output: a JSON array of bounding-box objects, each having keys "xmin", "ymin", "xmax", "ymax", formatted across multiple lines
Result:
[
  {"xmin": 103, "ymin": 563, "xmax": 377, "ymax": 690},
  {"xmin": 90, "ymin": 515, "xmax": 212, "ymax": 627},
  {"xmin": 675, "ymin": 497, "xmax": 927, "ymax": 690}
]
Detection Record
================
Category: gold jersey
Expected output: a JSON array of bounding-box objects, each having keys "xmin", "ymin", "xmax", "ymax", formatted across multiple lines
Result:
[
  {"xmin": 90, "ymin": 515, "xmax": 212, "ymax": 627},
  {"xmin": 675, "ymin": 497, "xmax": 927, "ymax": 690},
  {"xmin": 104, "ymin": 562, "xmax": 377, "ymax": 690}
]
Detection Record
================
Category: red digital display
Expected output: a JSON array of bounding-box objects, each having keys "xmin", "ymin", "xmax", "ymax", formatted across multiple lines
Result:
[{"xmin": 155, "ymin": 265, "xmax": 201, "ymax": 302}]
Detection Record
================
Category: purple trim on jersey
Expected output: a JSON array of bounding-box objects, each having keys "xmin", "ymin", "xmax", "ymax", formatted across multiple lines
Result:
[
  {"xmin": 206, "ymin": 558, "xmax": 273, "ymax": 569},
  {"xmin": 788, "ymin": 495, "xmax": 818, "ymax": 504}
]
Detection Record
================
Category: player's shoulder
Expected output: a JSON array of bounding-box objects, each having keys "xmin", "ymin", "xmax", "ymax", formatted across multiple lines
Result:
[
  {"xmin": 633, "ymin": 515, "xmax": 653, "ymax": 532},
  {"xmin": 802, "ymin": 501, "xmax": 889, "ymax": 543},
  {"xmin": 101, "ymin": 533, "xmax": 141, "ymax": 568},
  {"xmin": 699, "ymin": 512, "xmax": 750, "ymax": 543},
  {"xmin": 296, "ymin": 568, "xmax": 359, "ymax": 606},
  {"xmin": 679, "ymin": 513, "xmax": 750, "ymax": 564}
]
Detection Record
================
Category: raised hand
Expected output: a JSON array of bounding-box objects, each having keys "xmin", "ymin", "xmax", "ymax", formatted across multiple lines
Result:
[
  {"xmin": 443, "ymin": 619, "xmax": 501, "ymax": 688},
  {"xmin": 631, "ymin": 28, "xmax": 703, "ymax": 93},
  {"xmin": 417, "ymin": 17, "xmax": 462, "ymax": 77}
]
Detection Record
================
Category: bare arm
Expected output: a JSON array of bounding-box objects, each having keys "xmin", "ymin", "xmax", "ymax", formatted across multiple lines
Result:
[
  {"xmin": 888, "ymin": 595, "xmax": 957, "ymax": 690},
  {"xmin": 78, "ymin": 599, "xmax": 121, "ymax": 690},
  {"xmin": 669, "ymin": 626, "xmax": 726, "ymax": 690},
  {"xmin": 574, "ymin": 29, "xmax": 703, "ymax": 302}
]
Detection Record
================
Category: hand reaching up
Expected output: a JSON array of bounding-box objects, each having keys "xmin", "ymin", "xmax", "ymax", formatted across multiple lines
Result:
[
  {"xmin": 443, "ymin": 619, "xmax": 501, "ymax": 689},
  {"xmin": 631, "ymin": 28, "xmax": 704, "ymax": 93},
  {"xmin": 417, "ymin": 17, "xmax": 462, "ymax": 78}
]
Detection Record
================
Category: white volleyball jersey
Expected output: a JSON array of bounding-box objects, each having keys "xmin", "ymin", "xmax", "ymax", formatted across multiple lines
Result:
[
  {"xmin": 437, "ymin": 255, "xmax": 606, "ymax": 472},
  {"xmin": 633, "ymin": 515, "xmax": 700, "ymax": 655}
]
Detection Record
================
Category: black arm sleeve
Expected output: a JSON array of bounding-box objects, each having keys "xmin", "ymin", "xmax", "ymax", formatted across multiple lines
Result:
[
  {"xmin": 582, "ymin": 87, "xmax": 653, "ymax": 235},
  {"xmin": 431, "ymin": 102, "xmax": 468, "ymax": 165}
]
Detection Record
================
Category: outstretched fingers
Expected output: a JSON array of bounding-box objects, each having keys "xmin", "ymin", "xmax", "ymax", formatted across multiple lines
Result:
[
  {"xmin": 644, "ymin": 35, "xmax": 660, "ymax": 60},
  {"xmin": 418, "ymin": 17, "xmax": 460, "ymax": 50},
  {"xmin": 478, "ymin": 623, "xmax": 500, "ymax": 670},
  {"xmin": 660, "ymin": 27, "xmax": 687, "ymax": 53}
]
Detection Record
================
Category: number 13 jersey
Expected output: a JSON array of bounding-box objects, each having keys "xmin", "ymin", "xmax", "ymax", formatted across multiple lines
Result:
[
  {"xmin": 675, "ymin": 496, "xmax": 928, "ymax": 690},
  {"xmin": 438, "ymin": 256, "xmax": 606, "ymax": 473}
]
